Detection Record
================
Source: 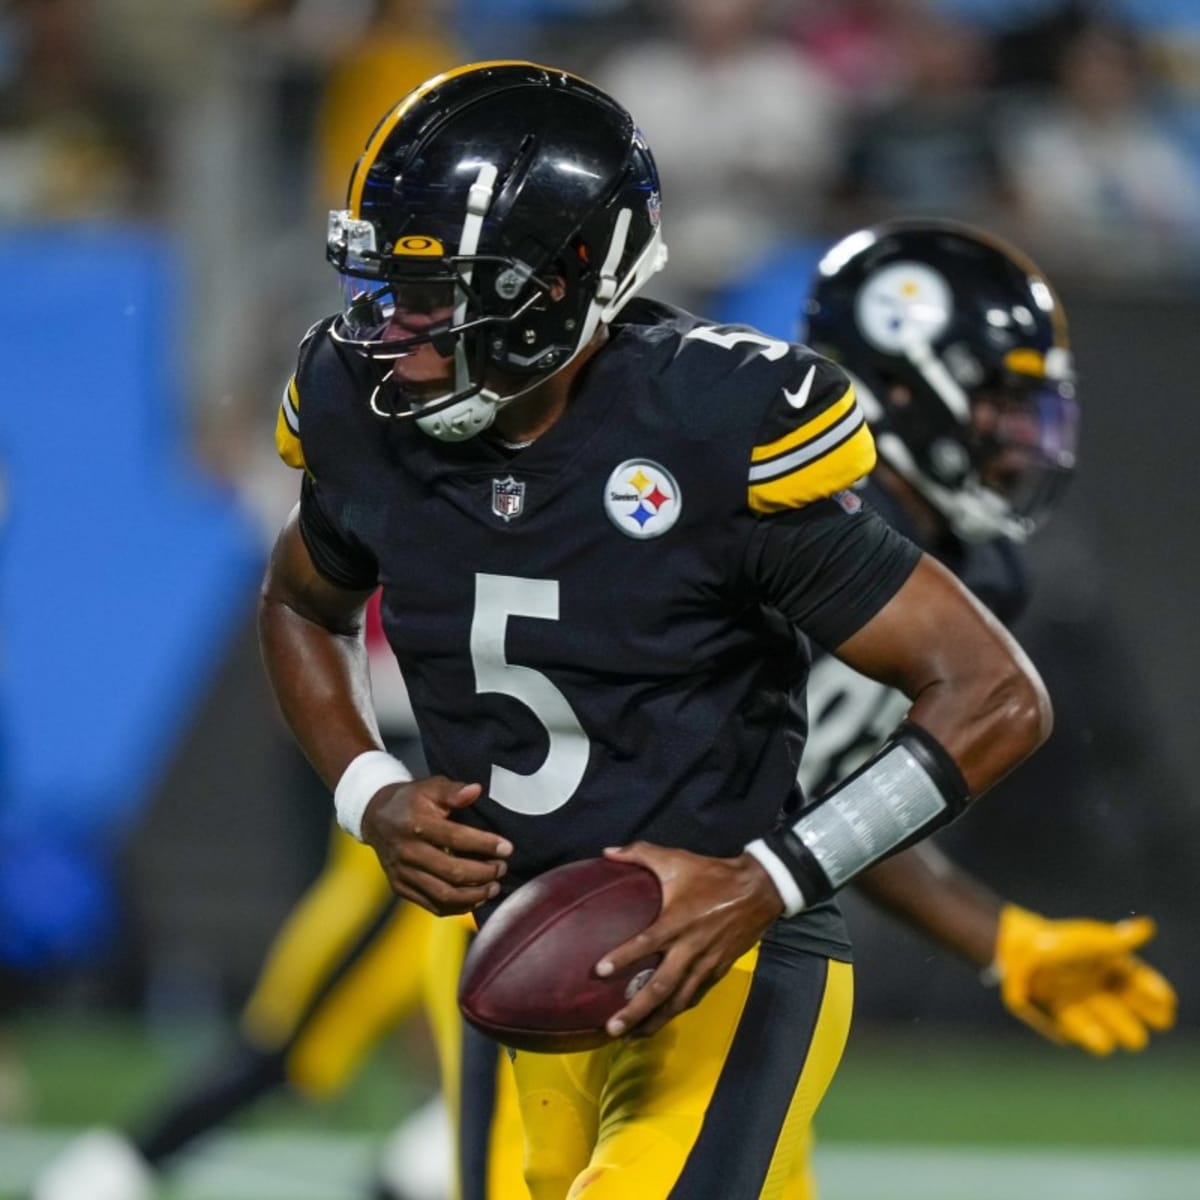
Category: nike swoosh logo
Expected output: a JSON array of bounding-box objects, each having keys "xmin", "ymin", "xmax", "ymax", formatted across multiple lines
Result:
[{"xmin": 783, "ymin": 365, "xmax": 817, "ymax": 410}]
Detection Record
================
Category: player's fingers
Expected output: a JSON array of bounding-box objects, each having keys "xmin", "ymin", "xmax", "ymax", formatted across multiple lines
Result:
[
  {"xmin": 400, "ymin": 838, "xmax": 507, "ymax": 888},
  {"xmin": 403, "ymin": 793, "xmax": 512, "ymax": 861},
  {"xmin": 1102, "ymin": 916, "xmax": 1157, "ymax": 955},
  {"xmin": 440, "ymin": 781, "xmax": 486, "ymax": 809},
  {"xmin": 596, "ymin": 920, "xmax": 667, "ymax": 978},
  {"xmin": 605, "ymin": 944, "xmax": 691, "ymax": 1038},
  {"xmin": 1087, "ymin": 992, "xmax": 1150, "ymax": 1052},
  {"xmin": 424, "ymin": 817, "xmax": 513, "ymax": 862},
  {"xmin": 384, "ymin": 861, "xmax": 500, "ymax": 916},
  {"xmin": 1055, "ymin": 1001, "xmax": 1118, "ymax": 1056},
  {"xmin": 1037, "ymin": 917, "xmax": 1156, "ymax": 964},
  {"xmin": 624, "ymin": 953, "xmax": 724, "ymax": 1040},
  {"xmin": 1121, "ymin": 965, "xmax": 1178, "ymax": 1030}
]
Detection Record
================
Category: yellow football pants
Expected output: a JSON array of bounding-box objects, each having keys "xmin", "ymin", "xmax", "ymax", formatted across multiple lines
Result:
[{"xmin": 430, "ymin": 927, "xmax": 849, "ymax": 1200}]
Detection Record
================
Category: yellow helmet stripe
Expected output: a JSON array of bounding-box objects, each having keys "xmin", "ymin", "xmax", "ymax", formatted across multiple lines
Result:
[{"xmin": 347, "ymin": 60, "xmax": 583, "ymax": 218}]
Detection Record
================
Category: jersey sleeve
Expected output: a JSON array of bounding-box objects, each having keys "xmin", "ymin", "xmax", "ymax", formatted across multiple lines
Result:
[
  {"xmin": 743, "ymin": 493, "xmax": 921, "ymax": 652},
  {"xmin": 298, "ymin": 474, "xmax": 379, "ymax": 592},
  {"xmin": 275, "ymin": 374, "xmax": 305, "ymax": 469},
  {"xmin": 274, "ymin": 318, "xmax": 332, "ymax": 472},
  {"xmin": 747, "ymin": 355, "xmax": 876, "ymax": 514}
]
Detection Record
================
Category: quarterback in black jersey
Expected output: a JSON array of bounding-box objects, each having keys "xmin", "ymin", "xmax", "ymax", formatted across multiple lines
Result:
[
  {"xmin": 260, "ymin": 62, "xmax": 1051, "ymax": 1197},
  {"xmin": 27, "ymin": 215, "xmax": 1175, "ymax": 1200}
]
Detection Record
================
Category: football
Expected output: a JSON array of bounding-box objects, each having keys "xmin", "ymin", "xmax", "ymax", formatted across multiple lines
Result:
[{"xmin": 458, "ymin": 857, "xmax": 663, "ymax": 1053}]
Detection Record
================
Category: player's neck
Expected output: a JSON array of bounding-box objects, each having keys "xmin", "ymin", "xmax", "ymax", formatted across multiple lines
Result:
[{"xmin": 491, "ymin": 328, "xmax": 609, "ymax": 445}]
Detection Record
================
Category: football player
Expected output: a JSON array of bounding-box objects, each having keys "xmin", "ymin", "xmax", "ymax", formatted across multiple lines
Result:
[
  {"xmin": 258, "ymin": 60, "xmax": 1052, "ymax": 1199},
  {"xmin": 769, "ymin": 217, "xmax": 1177, "ymax": 1200},
  {"xmin": 798, "ymin": 219, "xmax": 1176, "ymax": 1055},
  {"xmin": 28, "ymin": 170, "xmax": 1174, "ymax": 1200}
]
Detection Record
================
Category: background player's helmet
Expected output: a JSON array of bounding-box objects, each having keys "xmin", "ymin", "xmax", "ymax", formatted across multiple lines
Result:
[
  {"xmin": 804, "ymin": 220, "xmax": 1078, "ymax": 541},
  {"xmin": 326, "ymin": 60, "xmax": 668, "ymax": 441}
]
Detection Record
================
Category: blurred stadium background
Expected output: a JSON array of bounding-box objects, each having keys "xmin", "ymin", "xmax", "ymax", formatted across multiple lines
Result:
[{"xmin": 1, "ymin": 0, "xmax": 1198, "ymax": 1196}]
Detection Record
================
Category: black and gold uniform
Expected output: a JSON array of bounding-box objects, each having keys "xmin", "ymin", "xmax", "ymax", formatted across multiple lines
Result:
[{"xmin": 282, "ymin": 296, "xmax": 920, "ymax": 1198}]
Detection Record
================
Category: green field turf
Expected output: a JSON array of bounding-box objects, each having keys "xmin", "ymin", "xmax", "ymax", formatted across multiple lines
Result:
[{"xmin": 3, "ymin": 1018, "xmax": 1197, "ymax": 1199}]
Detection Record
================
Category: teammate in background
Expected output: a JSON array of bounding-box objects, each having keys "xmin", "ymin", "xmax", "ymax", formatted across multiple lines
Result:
[
  {"xmin": 27, "ymin": 209, "xmax": 1175, "ymax": 1200},
  {"xmin": 773, "ymin": 218, "xmax": 1177, "ymax": 1199},
  {"xmin": 794, "ymin": 220, "xmax": 1176, "ymax": 1060},
  {"xmin": 257, "ymin": 60, "xmax": 1052, "ymax": 1199}
]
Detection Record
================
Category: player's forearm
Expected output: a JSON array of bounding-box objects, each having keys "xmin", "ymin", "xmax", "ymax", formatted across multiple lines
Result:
[
  {"xmin": 747, "ymin": 558, "xmax": 1052, "ymax": 917},
  {"xmin": 904, "ymin": 637, "xmax": 1052, "ymax": 800},
  {"xmin": 258, "ymin": 513, "xmax": 384, "ymax": 790},
  {"xmin": 855, "ymin": 843, "xmax": 1001, "ymax": 968},
  {"xmin": 258, "ymin": 591, "xmax": 384, "ymax": 790}
]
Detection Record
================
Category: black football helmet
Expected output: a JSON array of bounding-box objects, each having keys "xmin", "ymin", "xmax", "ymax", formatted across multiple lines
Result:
[
  {"xmin": 804, "ymin": 220, "xmax": 1078, "ymax": 541},
  {"xmin": 326, "ymin": 60, "xmax": 667, "ymax": 441}
]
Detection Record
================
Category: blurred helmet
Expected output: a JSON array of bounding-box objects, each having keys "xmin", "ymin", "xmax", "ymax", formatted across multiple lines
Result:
[
  {"xmin": 804, "ymin": 219, "xmax": 1078, "ymax": 542},
  {"xmin": 326, "ymin": 60, "xmax": 667, "ymax": 441}
]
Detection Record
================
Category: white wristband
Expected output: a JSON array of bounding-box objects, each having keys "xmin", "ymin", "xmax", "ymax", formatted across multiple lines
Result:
[
  {"xmin": 745, "ymin": 838, "xmax": 807, "ymax": 917},
  {"xmin": 334, "ymin": 750, "xmax": 413, "ymax": 841}
]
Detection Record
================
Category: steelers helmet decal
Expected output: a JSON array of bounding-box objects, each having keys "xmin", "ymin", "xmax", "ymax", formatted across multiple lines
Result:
[{"xmin": 855, "ymin": 261, "xmax": 953, "ymax": 354}]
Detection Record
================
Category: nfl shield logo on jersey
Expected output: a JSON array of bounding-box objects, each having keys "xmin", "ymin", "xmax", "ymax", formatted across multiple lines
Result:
[{"xmin": 492, "ymin": 475, "xmax": 525, "ymax": 522}]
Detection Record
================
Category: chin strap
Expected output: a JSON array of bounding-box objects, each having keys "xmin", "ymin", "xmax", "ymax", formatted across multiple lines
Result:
[{"xmin": 415, "ymin": 390, "xmax": 501, "ymax": 441}]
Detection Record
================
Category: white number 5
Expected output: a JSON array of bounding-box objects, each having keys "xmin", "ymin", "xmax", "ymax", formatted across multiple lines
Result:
[
  {"xmin": 471, "ymin": 573, "xmax": 590, "ymax": 815},
  {"xmin": 684, "ymin": 324, "xmax": 790, "ymax": 361}
]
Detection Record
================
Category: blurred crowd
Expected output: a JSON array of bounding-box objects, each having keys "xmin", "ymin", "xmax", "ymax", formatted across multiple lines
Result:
[{"xmin": 3, "ymin": 0, "xmax": 1200, "ymax": 485}]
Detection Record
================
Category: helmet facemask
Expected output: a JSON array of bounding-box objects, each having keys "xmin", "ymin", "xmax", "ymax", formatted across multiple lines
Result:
[{"xmin": 866, "ymin": 342, "xmax": 1078, "ymax": 542}]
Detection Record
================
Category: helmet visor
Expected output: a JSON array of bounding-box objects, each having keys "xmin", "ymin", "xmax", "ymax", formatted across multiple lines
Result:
[{"xmin": 336, "ymin": 273, "xmax": 461, "ymax": 355}]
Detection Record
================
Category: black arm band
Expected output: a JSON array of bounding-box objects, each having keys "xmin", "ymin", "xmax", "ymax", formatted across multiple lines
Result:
[{"xmin": 749, "ymin": 722, "xmax": 971, "ymax": 915}]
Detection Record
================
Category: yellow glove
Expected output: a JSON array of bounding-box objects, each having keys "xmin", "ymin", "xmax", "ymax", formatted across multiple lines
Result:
[{"xmin": 992, "ymin": 905, "xmax": 1177, "ymax": 1055}]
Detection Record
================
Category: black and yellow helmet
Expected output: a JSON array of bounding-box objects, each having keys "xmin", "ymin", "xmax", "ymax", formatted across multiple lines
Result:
[
  {"xmin": 326, "ymin": 61, "xmax": 667, "ymax": 441},
  {"xmin": 804, "ymin": 219, "xmax": 1078, "ymax": 541}
]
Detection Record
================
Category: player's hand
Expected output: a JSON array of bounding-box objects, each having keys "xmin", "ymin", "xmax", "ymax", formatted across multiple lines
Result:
[
  {"xmin": 992, "ymin": 904, "xmax": 1177, "ymax": 1055},
  {"xmin": 361, "ymin": 776, "xmax": 512, "ymax": 916},
  {"xmin": 594, "ymin": 842, "xmax": 784, "ymax": 1039}
]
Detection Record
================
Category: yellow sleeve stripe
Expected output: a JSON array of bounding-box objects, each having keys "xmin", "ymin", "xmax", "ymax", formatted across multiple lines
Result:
[
  {"xmin": 748, "ymin": 422, "xmax": 877, "ymax": 513},
  {"xmin": 275, "ymin": 376, "xmax": 307, "ymax": 470},
  {"xmin": 751, "ymin": 384, "xmax": 858, "ymax": 464}
]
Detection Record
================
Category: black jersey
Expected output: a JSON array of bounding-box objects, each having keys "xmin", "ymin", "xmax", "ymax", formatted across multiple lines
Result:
[
  {"xmin": 278, "ymin": 300, "xmax": 921, "ymax": 956},
  {"xmin": 800, "ymin": 477, "xmax": 1029, "ymax": 799}
]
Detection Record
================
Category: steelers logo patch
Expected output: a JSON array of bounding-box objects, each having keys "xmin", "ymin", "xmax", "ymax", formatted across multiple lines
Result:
[
  {"xmin": 603, "ymin": 459, "xmax": 681, "ymax": 539},
  {"xmin": 856, "ymin": 260, "xmax": 952, "ymax": 353}
]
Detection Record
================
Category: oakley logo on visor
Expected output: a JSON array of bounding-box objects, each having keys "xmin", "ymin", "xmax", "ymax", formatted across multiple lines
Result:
[{"xmin": 391, "ymin": 235, "xmax": 445, "ymax": 257}]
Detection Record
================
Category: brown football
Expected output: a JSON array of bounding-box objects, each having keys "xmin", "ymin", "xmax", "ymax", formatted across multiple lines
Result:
[{"xmin": 458, "ymin": 857, "xmax": 662, "ymax": 1053}]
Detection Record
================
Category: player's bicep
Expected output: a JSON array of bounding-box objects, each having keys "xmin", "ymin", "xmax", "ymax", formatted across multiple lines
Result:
[
  {"xmin": 830, "ymin": 554, "xmax": 1051, "ymax": 796},
  {"xmin": 262, "ymin": 505, "xmax": 375, "ymax": 638},
  {"xmin": 830, "ymin": 554, "xmax": 1027, "ymax": 700}
]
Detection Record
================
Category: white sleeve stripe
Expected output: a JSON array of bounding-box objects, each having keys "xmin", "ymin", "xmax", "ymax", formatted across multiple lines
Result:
[
  {"xmin": 748, "ymin": 406, "xmax": 865, "ymax": 483},
  {"xmin": 280, "ymin": 385, "xmax": 300, "ymax": 435}
]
